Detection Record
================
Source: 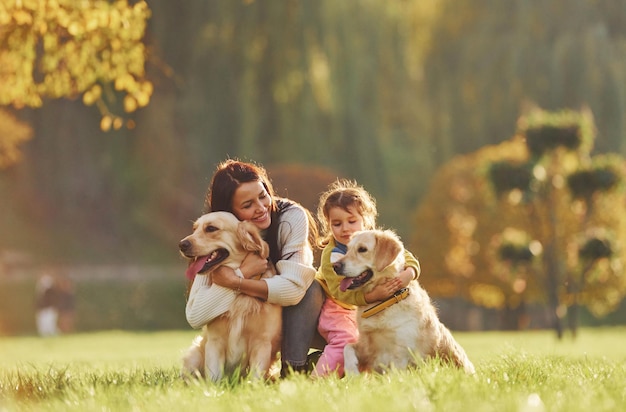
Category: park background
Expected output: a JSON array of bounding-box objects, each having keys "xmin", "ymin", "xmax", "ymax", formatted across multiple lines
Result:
[{"xmin": 2, "ymin": 0, "xmax": 626, "ymax": 337}]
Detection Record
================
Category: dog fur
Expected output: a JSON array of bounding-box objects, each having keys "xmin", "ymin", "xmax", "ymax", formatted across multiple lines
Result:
[
  {"xmin": 332, "ymin": 229, "xmax": 475, "ymax": 375},
  {"xmin": 179, "ymin": 211, "xmax": 281, "ymax": 381}
]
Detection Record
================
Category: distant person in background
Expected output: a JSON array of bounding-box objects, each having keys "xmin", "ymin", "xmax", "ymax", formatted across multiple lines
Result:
[
  {"xmin": 35, "ymin": 273, "xmax": 59, "ymax": 337},
  {"xmin": 56, "ymin": 276, "xmax": 76, "ymax": 333}
]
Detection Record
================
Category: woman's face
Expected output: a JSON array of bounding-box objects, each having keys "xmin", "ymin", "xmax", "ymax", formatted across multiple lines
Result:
[{"xmin": 231, "ymin": 181, "xmax": 272, "ymax": 230}]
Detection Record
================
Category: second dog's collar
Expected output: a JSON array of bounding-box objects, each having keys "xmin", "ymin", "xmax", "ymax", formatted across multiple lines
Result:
[{"xmin": 362, "ymin": 287, "xmax": 410, "ymax": 318}]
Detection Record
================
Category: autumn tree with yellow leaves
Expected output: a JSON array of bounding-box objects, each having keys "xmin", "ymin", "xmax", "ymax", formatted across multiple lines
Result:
[
  {"xmin": 0, "ymin": 110, "xmax": 32, "ymax": 169},
  {"xmin": 0, "ymin": 0, "xmax": 152, "ymax": 141},
  {"xmin": 411, "ymin": 108, "xmax": 626, "ymax": 337}
]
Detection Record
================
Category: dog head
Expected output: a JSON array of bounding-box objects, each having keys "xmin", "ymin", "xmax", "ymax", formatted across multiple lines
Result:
[
  {"xmin": 332, "ymin": 229, "xmax": 404, "ymax": 292},
  {"xmin": 179, "ymin": 211, "xmax": 269, "ymax": 280}
]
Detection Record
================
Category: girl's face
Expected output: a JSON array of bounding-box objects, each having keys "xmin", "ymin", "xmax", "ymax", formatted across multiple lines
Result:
[
  {"xmin": 231, "ymin": 181, "xmax": 272, "ymax": 230},
  {"xmin": 328, "ymin": 205, "xmax": 364, "ymax": 245}
]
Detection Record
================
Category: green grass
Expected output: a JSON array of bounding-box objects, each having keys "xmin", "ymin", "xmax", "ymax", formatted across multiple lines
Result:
[{"xmin": 1, "ymin": 328, "xmax": 625, "ymax": 411}]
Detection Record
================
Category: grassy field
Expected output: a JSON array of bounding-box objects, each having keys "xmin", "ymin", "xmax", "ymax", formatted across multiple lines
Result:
[{"xmin": 1, "ymin": 327, "xmax": 625, "ymax": 411}]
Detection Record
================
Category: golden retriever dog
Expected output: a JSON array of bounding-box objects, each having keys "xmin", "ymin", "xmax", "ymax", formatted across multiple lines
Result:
[
  {"xmin": 332, "ymin": 229, "xmax": 475, "ymax": 375},
  {"xmin": 178, "ymin": 211, "xmax": 281, "ymax": 381}
]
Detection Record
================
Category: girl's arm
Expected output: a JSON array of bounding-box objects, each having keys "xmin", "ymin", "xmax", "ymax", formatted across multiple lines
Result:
[
  {"xmin": 320, "ymin": 241, "xmax": 369, "ymax": 306},
  {"xmin": 403, "ymin": 249, "xmax": 421, "ymax": 280},
  {"xmin": 322, "ymin": 244, "xmax": 422, "ymax": 305}
]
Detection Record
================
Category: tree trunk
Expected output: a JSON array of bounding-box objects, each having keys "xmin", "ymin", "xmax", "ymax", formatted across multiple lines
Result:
[
  {"xmin": 545, "ymin": 243, "xmax": 564, "ymax": 339},
  {"xmin": 568, "ymin": 301, "xmax": 579, "ymax": 338}
]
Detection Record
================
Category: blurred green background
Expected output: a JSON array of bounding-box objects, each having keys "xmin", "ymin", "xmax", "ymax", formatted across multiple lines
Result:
[{"xmin": 2, "ymin": 0, "xmax": 626, "ymax": 335}]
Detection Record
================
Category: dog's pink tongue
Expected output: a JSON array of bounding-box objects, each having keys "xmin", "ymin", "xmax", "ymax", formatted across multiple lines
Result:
[
  {"xmin": 185, "ymin": 256, "xmax": 208, "ymax": 280},
  {"xmin": 339, "ymin": 278, "xmax": 353, "ymax": 292}
]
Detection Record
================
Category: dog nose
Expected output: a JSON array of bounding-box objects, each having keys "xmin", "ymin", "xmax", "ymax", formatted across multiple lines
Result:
[
  {"xmin": 332, "ymin": 261, "xmax": 343, "ymax": 274},
  {"xmin": 179, "ymin": 239, "xmax": 191, "ymax": 253}
]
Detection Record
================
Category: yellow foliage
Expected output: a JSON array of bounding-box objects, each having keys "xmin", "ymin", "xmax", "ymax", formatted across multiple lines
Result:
[
  {"xmin": 0, "ymin": 109, "xmax": 32, "ymax": 169},
  {"xmin": 469, "ymin": 283, "xmax": 505, "ymax": 309},
  {"xmin": 412, "ymin": 108, "xmax": 626, "ymax": 321},
  {"xmin": 123, "ymin": 95, "xmax": 137, "ymax": 113},
  {"xmin": 0, "ymin": 0, "xmax": 152, "ymax": 129},
  {"xmin": 100, "ymin": 115, "xmax": 112, "ymax": 132},
  {"xmin": 411, "ymin": 137, "xmax": 530, "ymax": 306}
]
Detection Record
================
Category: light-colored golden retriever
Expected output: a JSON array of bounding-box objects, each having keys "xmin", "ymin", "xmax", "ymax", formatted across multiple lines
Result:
[
  {"xmin": 332, "ymin": 229, "xmax": 475, "ymax": 375},
  {"xmin": 178, "ymin": 211, "xmax": 281, "ymax": 381}
]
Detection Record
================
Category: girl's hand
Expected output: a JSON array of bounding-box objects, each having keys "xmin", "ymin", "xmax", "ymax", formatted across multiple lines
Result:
[
  {"xmin": 364, "ymin": 268, "xmax": 414, "ymax": 303},
  {"xmin": 239, "ymin": 253, "xmax": 269, "ymax": 279},
  {"xmin": 364, "ymin": 277, "xmax": 403, "ymax": 303},
  {"xmin": 397, "ymin": 268, "xmax": 414, "ymax": 288}
]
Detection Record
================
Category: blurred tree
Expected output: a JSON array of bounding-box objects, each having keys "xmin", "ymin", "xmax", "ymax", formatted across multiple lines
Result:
[
  {"xmin": 5, "ymin": 0, "xmax": 626, "ymax": 274},
  {"xmin": 0, "ymin": 0, "xmax": 157, "ymax": 262},
  {"xmin": 0, "ymin": 0, "xmax": 153, "ymax": 130},
  {"xmin": 502, "ymin": 108, "xmax": 626, "ymax": 338},
  {"xmin": 411, "ymin": 108, "xmax": 626, "ymax": 336},
  {"xmin": 268, "ymin": 163, "xmax": 341, "ymax": 216},
  {"xmin": 166, "ymin": 0, "xmax": 437, "ymax": 243},
  {"xmin": 490, "ymin": 228, "xmax": 542, "ymax": 330},
  {"xmin": 424, "ymin": 0, "xmax": 626, "ymax": 158},
  {"xmin": 0, "ymin": 109, "xmax": 32, "ymax": 169},
  {"xmin": 410, "ymin": 136, "xmax": 541, "ymax": 329},
  {"xmin": 568, "ymin": 229, "xmax": 614, "ymax": 337},
  {"xmin": 268, "ymin": 163, "xmax": 343, "ymax": 266}
]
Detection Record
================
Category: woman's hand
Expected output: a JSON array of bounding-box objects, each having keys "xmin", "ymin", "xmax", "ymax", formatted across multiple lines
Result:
[
  {"xmin": 211, "ymin": 265, "xmax": 239, "ymax": 289},
  {"xmin": 239, "ymin": 253, "xmax": 269, "ymax": 279},
  {"xmin": 211, "ymin": 254, "xmax": 270, "ymax": 300}
]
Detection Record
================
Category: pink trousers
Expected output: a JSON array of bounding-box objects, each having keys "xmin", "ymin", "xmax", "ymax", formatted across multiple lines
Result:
[{"xmin": 313, "ymin": 298, "xmax": 359, "ymax": 377}]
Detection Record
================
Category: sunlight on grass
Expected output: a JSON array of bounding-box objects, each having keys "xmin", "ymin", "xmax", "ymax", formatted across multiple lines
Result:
[
  {"xmin": 459, "ymin": 327, "xmax": 626, "ymax": 362},
  {"xmin": 1, "ymin": 328, "xmax": 625, "ymax": 411}
]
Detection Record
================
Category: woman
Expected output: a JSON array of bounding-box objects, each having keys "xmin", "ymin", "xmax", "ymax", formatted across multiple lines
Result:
[{"xmin": 185, "ymin": 159, "xmax": 324, "ymax": 375}]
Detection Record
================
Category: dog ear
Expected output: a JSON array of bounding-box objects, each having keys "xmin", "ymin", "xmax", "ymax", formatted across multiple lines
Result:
[
  {"xmin": 237, "ymin": 221, "xmax": 267, "ymax": 257},
  {"xmin": 374, "ymin": 231, "xmax": 403, "ymax": 272}
]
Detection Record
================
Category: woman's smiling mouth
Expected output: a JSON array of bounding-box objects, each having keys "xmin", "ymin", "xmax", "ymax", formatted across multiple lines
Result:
[{"xmin": 252, "ymin": 210, "xmax": 269, "ymax": 224}]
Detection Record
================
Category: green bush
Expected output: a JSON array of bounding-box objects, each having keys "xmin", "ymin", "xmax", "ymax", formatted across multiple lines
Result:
[{"xmin": 74, "ymin": 277, "xmax": 189, "ymax": 332}]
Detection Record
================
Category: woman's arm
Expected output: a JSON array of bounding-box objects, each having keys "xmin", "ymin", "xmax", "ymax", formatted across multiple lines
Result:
[
  {"xmin": 185, "ymin": 274, "xmax": 236, "ymax": 329},
  {"xmin": 263, "ymin": 205, "xmax": 316, "ymax": 306},
  {"xmin": 185, "ymin": 251, "xmax": 272, "ymax": 328},
  {"xmin": 211, "ymin": 253, "xmax": 271, "ymax": 300}
]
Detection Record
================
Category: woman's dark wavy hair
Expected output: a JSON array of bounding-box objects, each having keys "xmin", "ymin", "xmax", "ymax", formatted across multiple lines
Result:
[{"xmin": 204, "ymin": 159, "xmax": 318, "ymax": 264}]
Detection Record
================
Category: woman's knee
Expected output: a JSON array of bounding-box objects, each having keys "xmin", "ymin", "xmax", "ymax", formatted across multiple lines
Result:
[
  {"xmin": 303, "ymin": 281, "xmax": 324, "ymax": 309},
  {"xmin": 285, "ymin": 281, "xmax": 324, "ymax": 319}
]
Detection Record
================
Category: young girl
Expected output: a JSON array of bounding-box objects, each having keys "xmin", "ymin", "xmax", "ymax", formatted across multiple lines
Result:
[
  {"xmin": 313, "ymin": 179, "xmax": 421, "ymax": 377},
  {"xmin": 185, "ymin": 159, "xmax": 324, "ymax": 376}
]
